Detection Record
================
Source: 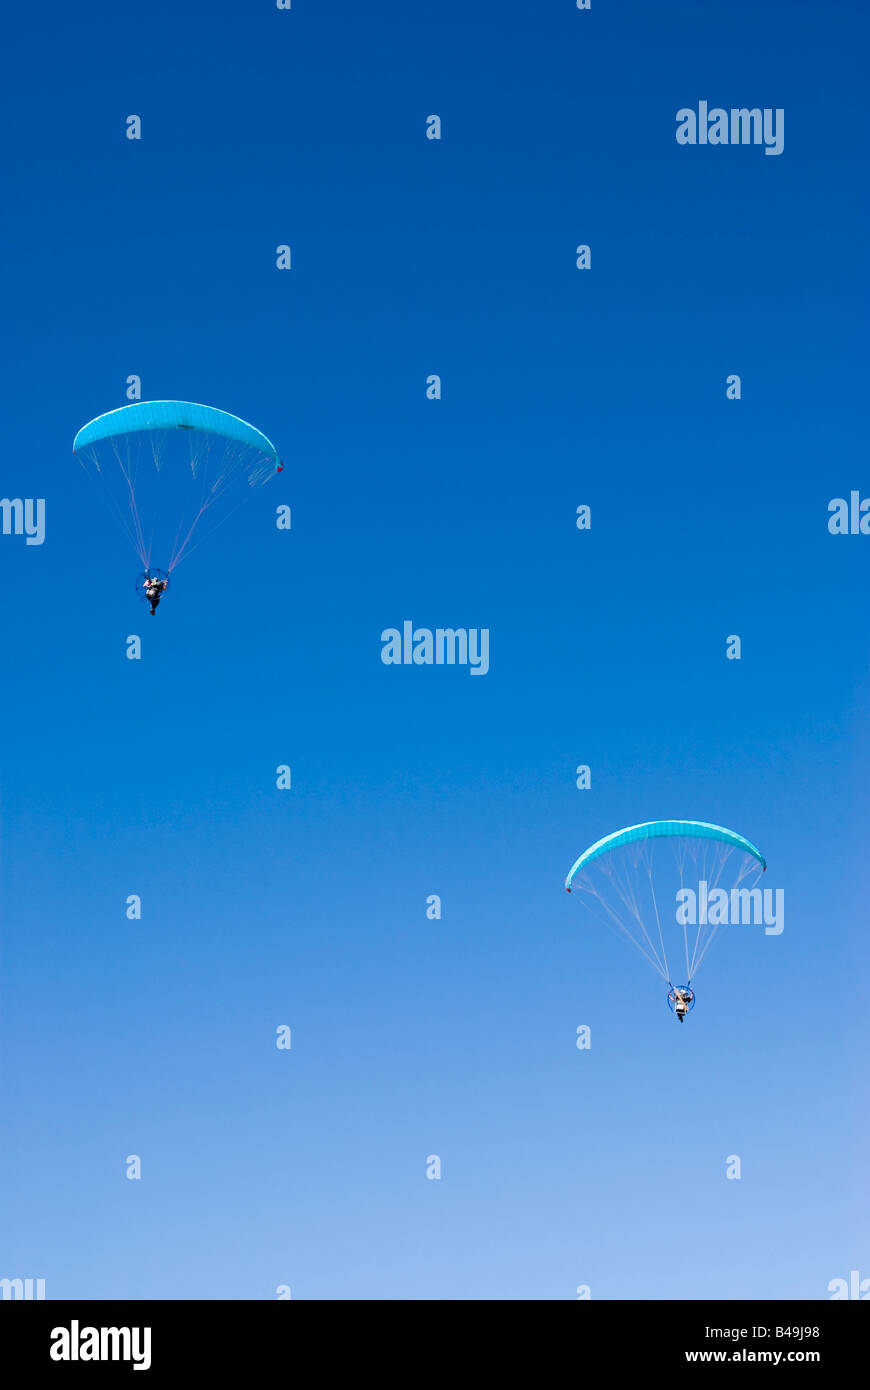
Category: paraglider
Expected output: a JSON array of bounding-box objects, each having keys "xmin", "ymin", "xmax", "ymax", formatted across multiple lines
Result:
[
  {"xmin": 134, "ymin": 568, "xmax": 171, "ymax": 614},
  {"xmin": 667, "ymin": 985, "xmax": 695, "ymax": 1022},
  {"xmin": 140, "ymin": 572, "xmax": 168, "ymax": 616},
  {"xmin": 73, "ymin": 400, "xmax": 282, "ymax": 610},
  {"xmin": 565, "ymin": 820, "xmax": 766, "ymax": 1020}
]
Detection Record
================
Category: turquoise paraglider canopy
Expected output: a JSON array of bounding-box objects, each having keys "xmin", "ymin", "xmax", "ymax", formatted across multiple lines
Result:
[
  {"xmin": 565, "ymin": 819, "xmax": 767, "ymax": 986},
  {"xmin": 73, "ymin": 400, "xmax": 281, "ymax": 574},
  {"xmin": 73, "ymin": 400, "xmax": 279, "ymax": 460},
  {"xmin": 565, "ymin": 819, "xmax": 766, "ymax": 887}
]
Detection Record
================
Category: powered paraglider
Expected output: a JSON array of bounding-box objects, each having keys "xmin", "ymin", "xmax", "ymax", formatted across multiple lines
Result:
[
  {"xmin": 565, "ymin": 820, "xmax": 766, "ymax": 1018},
  {"xmin": 73, "ymin": 400, "xmax": 281, "ymax": 604}
]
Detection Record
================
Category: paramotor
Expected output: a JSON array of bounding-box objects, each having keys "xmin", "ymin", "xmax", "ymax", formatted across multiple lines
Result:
[{"xmin": 565, "ymin": 820, "xmax": 766, "ymax": 1017}]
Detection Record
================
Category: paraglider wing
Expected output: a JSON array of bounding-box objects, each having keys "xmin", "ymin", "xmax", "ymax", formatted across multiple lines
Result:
[
  {"xmin": 73, "ymin": 400, "xmax": 280, "ymax": 574},
  {"xmin": 565, "ymin": 820, "xmax": 766, "ymax": 886},
  {"xmin": 73, "ymin": 400, "xmax": 278, "ymax": 459},
  {"xmin": 565, "ymin": 819, "xmax": 766, "ymax": 985}
]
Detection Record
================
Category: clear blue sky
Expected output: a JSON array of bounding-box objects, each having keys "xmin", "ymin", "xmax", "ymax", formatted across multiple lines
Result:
[{"xmin": 1, "ymin": 0, "xmax": 867, "ymax": 1299}]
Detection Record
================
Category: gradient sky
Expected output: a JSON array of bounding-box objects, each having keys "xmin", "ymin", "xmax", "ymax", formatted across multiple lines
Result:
[{"xmin": 1, "ymin": 0, "xmax": 867, "ymax": 1299}]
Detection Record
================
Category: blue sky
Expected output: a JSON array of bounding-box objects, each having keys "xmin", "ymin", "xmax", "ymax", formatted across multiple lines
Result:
[{"xmin": 1, "ymin": 0, "xmax": 867, "ymax": 1299}]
